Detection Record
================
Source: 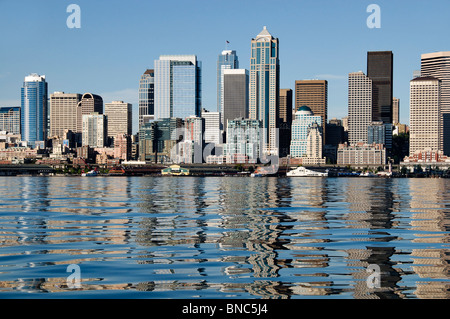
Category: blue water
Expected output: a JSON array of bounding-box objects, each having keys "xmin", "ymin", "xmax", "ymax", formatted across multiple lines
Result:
[{"xmin": 0, "ymin": 176, "xmax": 449, "ymax": 299}]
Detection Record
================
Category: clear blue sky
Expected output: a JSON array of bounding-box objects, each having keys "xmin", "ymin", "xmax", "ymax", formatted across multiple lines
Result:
[{"xmin": 1, "ymin": 0, "xmax": 449, "ymax": 134}]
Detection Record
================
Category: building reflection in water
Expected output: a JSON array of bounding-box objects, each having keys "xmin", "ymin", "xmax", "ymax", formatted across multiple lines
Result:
[{"xmin": 408, "ymin": 179, "xmax": 450, "ymax": 299}]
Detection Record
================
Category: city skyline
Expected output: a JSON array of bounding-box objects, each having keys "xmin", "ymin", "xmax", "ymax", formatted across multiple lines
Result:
[{"xmin": 1, "ymin": 0, "xmax": 449, "ymax": 135}]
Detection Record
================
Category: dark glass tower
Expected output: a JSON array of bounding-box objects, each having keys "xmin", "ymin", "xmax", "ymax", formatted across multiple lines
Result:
[{"xmin": 367, "ymin": 51, "xmax": 393, "ymax": 124}]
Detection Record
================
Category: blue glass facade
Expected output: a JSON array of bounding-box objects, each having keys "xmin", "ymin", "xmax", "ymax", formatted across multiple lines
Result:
[
  {"xmin": 139, "ymin": 69, "xmax": 154, "ymax": 127},
  {"xmin": 154, "ymin": 55, "xmax": 201, "ymax": 121},
  {"xmin": 21, "ymin": 74, "xmax": 48, "ymax": 145}
]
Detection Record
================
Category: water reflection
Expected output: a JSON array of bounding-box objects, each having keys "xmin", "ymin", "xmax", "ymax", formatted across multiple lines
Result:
[{"xmin": 0, "ymin": 177, "xmax": 450, "ymax": 298}]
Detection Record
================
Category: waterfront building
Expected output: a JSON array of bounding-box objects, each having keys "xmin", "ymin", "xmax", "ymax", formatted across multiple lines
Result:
[
  {"xmin": 223, "ymin": 118, "xmax": 261, "ymax": 164},
  {"xmin": 154, "ymin": 55, "xmax": 202, "ymax": 120},
  {"xmin": 348, "ymin": 71, "xmax": 373, "ymax": 144},
  {"xmin": 82, "ymin": 112, "xmax": 107, "ymax": 148},
  {"xmin": 409, "ymin": 76, "xmax": 441, "ymax": 155},
  {"xmin": 279, "ymin": 88, "xmax": 293, "ymax": 158},
  {"xmin": 223, "ymin": 69, "xmax": 249, "ymax": 135},
  {"xmin": 104, "ymin": 101, "xmax": 132, "ymax": 145},
  {"xmin": 139, "ymin": 69, "xmax": 155, "ymax": 127},
  {"xmin": 249, "ymin": 26, "xmax": 280, "ymax": 156},
  {"xmin": 0, "ymin": 107, "xmax": 21, "ymax": 135},
  {"xmin": 113, "ymin": 134, "xmax": 131, "ymax": 161},
  {"xmin": 178, "ymin": 116, "xmax": 204, "ymax": 164},
  {"xmin": 421, "ymin": 51, "xmax": 450, "ymax": 155},
  {"xmin": 217, "ymin": 49, "xmax": 239, "ymax": 125},
  {"xmin": 21, "ymin": 74, "xmax": 48, "ymax": 145},
  {"xmin": 49, "ymin": 92, "xmax": 81, "ymax": 138},
  {"xmin": 367, "ymin": 51, "xmax": 394, "ymax": 124},
  {"xmin": 337, "ymin": 142, "xmax": 387, "ymax": 167},
  {"xmin": 290, "ymin": 106, "xmax": 322, "ymax": 158},
  {"xmin": 138, "ymin": 117, "xmax": 184, "ymax": 163},
  {"xmin": 393, "ymin": 97, "xmax": 400, "ymax": 124},
  {"xmin": 401, "ymin": 148, "xmax": 450, "ymax": 171}
]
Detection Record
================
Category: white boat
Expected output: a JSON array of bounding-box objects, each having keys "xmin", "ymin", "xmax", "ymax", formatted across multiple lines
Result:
[
  {"xmin": 359, "ymin": 171, "xmax": 376, "ymax": 177},
  {"xmin": 287, "ymin": 166, "xmax": 328, "ymax": 177},
  {"xmin": 81, "ymin": 170, "xmax": 98, "ymax": 177}
]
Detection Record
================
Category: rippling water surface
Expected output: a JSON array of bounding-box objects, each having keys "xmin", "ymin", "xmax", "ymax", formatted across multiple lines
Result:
[{"xmin": 0, "ymin": 176, "xmax": 450, "ymax": 299}]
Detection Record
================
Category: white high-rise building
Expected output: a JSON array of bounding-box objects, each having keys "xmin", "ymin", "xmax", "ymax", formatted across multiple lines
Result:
[
  {"xmin": 421, "ymin": 51, "xmax": 450, "ymax": 155},
  {"xmin": 201, "ymin": 109, "xmax": 221, "ymax": 145},
  {"xmin": 49, "ymin": 92, "xmax": 81, "ymax": 138},
  {"xmin": 409, "ymin": 76, "xmax": 441, "ymax": 155},
  {"xmin": 217, "ymin": 50, "xmax": 239, "ymax": 126},
  {"xmin": 348, "ymin": 71, "xmax": 373, "ymax": 144},
  {"xmin": 290, "ymin": 106, "xmax": 322, "ymax": 158},
  {"xmin": 82, "ymin": 112, "xmax": 107, "ymax": 148}
]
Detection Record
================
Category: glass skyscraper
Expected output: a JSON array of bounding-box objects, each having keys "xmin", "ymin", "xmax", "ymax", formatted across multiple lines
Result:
[
  {"xmin": 21, "ymin": 73, "xmax": 48, "ymax": 146},
  {"xmin": 139, "ymin": 69, "xmax": 154, "ymax": 128},
  {"xmin": 249, "ymin": 26, "xmax": 280, "ymax": 157},
  {"xmin": 154, "ymin": 55, "xmax": 201, "ymax": 121},
  {"xmin": 290, "ymin": 106, "xmax": 322, "ymax": 158},
  {"xmin": 217, "ymin": 50, "xmax": 239, "ymax": 125}
]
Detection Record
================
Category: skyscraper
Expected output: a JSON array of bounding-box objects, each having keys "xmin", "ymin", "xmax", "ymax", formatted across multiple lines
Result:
[
  {"xmin": 217, "ymin": 50, "xmax": 239, "ymax": 121},
  {"xmin": 367, "ymin": 51, "xmax": 393, "ymax": 123},
  {"xmin": 294, "ymin": 80, "xmax": 327, "ymax": 145},
  {"xmin": 223, "ymin": 69, "xmax": 248, "ymax": 134},
  {"xmin": 201, "ymin": 109, "xmax": 221, "ymax": 146},
  {"xmin": 139, "ymin": 69, "xmax": 155, "ymax": 128},
  {"xmin": 76, "ymin": 93, "xmax": 103, "ymax": 133},
  {"xmin": 154, "ymin": 55, "xmax": 202, "ymax": 121},
  {"xmin": 421, "ymin": 51, "xmax": 450, "ymax": 155},
  {"xmin": 278, "ymin": 88, "xmax": 293, "ymax": 158},
  {"xmin": 249, "ymin": 26, "xmax": 280, "ymax": 156},
  {"xmin": 49, "ymin": 92, "xmax": 82, "ymax": 138},
  {"xmin": 104, "ymin": 101, "xmax": 132, "ymax": 145},
  {"xmin": 82, "ymin": 112, "xmax": 107, "ymax": 148},
  {"xmin": 409, "ymin": 76, "xmax": 441, "ymax": 154},
  {"xmin": 21, "ymin": 74, "xmax": 48, "ymax": 145},
  {"xmin": 393, "ymin": 97, "xmax": 400, "ymax": 124},
  {"xmin": 348, "ymin": 71, "xmax": 373, "ymax": 144},
  {"xmin": 0, "ymin": 107, "xmax": 21, "ymax": 135}
]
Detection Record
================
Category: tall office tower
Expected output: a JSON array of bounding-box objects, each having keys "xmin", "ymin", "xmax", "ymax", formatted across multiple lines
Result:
[
  {"xmin": 367, "ymin": 51, "xmax": 394, "ymax": 123},
  {"xmin": 278, "ymin": 88, "xmax": 293, "ymax": 158},
  {"xmin": 104, "ymin": 101, "xmax": 132, "ymax": 145},
  {"xmin": 201, "ymin": 109, "xmax": 221, "ymax": 145},
  {"xmin": 393, "ymin": 97, "xmax": 400, "ymax": 124},
  {"xmin": 409, "ymin": 76, "xmax": 441, "ymax": 155},
  {"xmin": 154, "ymin": 55, "xmax": 202, "ymax": 121},
  {"xmin": 290, "ymin": 106, "xmax": 322, "ymax": 158},
  {"xmin": 82, "ymin": 112, "xmax": 107, "ymax": 148},
  {"xmin": 21, "ymin": 74, "xmax": 48, "ymax": 145},
  {"xmin": 421, "ymin": 51, "xmax": 450, "ymax": 155},
  {"xmin": 223, "ymin": 69, "xmax": 248, "ymax": 134},
  {"xmin": 249, "ymin": 26, "xmax": 280, "ymax": 156},
  {"xmin": 0, "ymin": 107, "xmax": 21, "ymax": 135},
  {"xmin": 217, "ymin": 50, "xmax": 239, "ymax": 124},
  {"xmin": 76, "ymin": 93, "xmax": 103, "ymax": 133},
  {"xmin": 348, "ymin": 71, "xmax": 373, "ymax": 144},
  {"xmin": 139, "ymin": 69, "xmax": 155, "ymax": 127},
  {"xmin": 294, "ymin": 80, "xmax": 327, "ymax": 129},
  {"xmin": 49, "ymin": 92, "xmax": 82, "ymax": 138}
]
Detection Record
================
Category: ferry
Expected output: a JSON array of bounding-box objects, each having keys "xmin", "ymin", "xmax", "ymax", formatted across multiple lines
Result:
[
  {"xmin": 81, "ymin": 169, "xmax": 98, "ymax": 177},
  {"xmin": 286, "ymin": 166, "xmax": 328, "ymax": 177}
]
